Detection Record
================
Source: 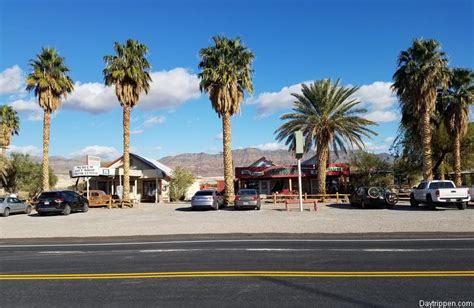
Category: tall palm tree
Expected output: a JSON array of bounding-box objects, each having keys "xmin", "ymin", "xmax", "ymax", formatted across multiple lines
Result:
[
  {"xmin": 392, "ymin": 39, "xmax": 450, "ymax": 180},
  {"xmin": 0, "ymin": 105, "xmax": 20, "ymax": 157},
  {"xmin": 26, "ymin": 48, "xmax": 74, "ymax": 191},
  {"xmin": 198, "ymin": 36, "xmax": 254, "ymax": 205},
  {"xmin": 275, "ymin": 79, "xmax": 377, "ymax": 194},
  {"xmin": 103, "ymin": 39, "xmax": 151, "ymax": 201},
  {"xmin": 441, "ymin": 68, "xmax": 474, "ymax": 186}
]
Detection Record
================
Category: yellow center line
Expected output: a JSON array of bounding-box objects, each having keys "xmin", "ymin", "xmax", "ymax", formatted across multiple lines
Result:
[{"xmin": 1, "ymin": 271, "xmax": 473, "ymax": 280}]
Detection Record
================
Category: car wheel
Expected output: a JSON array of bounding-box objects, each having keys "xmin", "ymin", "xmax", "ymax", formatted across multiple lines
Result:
[
  {"xmin": 82, "ymin": 203, "xmax": 89, "ymax": 213},
  {"xmin": 25, "ymin": 205, "xmax": 32, "ymax": 215},
  {"xmin": 37, "ymin": 211, "xmax": 45, "ymax": 216},
  {"xmin": 255, "ymin": 206, "xmax": 260, "ymax": 210},
  {"xmin": 410, "ymin": 194, "xmax": 419, "ymax": 207},
  {"xmin": 235, "ymin": 206, "xmax": 240, "ymax": 211},
  {"xmin": 457, "ymin": 202, "xmax": 467, "ymax": 210},
  {"xmin": 2, "ymin": 208, "xmax": 10, "ymax": 217},
  {"xmin": 63, "ymin": 205, "xmax": 71, "ymax": 216},
  {"xmin": 426, "ymin": 195, "xmax": 436, "ymax": 210},
  {"xmin": 385, "ymin": 192, "xmax": 398, "ymax": 206}
]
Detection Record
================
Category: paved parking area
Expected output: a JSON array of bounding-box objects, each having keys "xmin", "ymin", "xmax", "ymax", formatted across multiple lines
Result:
[{"xmin": 1, "ymin": 202, "xmax": 473, "ymax": 239}]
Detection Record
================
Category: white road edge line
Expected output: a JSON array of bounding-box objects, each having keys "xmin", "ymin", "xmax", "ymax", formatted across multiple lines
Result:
[{"xmin": 2, "ymin": 238, "xmax": 474, "ymax": 248}]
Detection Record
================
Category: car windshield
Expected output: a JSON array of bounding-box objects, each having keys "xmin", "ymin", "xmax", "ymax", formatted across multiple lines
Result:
[
  {"xmin": 38, "ymin": 192, "xmax": 61, "ymax": 200},
  {"xmin": 0, "ymin": 198, "xmax": 4, "ymax": 202},
  {"xmin": 238, "ymin": 189, "xmax": 257, "ymax": 195},
  {"xmin": 195, "ymin": 191, "xmax": 213, "ymax": 196}
]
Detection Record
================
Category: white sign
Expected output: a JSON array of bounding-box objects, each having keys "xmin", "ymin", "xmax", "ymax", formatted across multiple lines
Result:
[
  {"xmin": 87, "ymin": 155, "xmax": 101, "ymax": 167},
  {"xmin": 71, "ymin": 165, "xmax": 100, "ymax": 177}
]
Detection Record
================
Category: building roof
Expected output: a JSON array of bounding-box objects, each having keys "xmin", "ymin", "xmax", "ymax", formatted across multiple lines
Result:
[{"xmin": 106, "ymin": 153, "xmax": 173, "ymax": 177}]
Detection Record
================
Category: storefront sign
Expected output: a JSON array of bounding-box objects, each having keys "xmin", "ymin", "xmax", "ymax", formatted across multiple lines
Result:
[
  {"xmin": 71, "ymin": 165, "xmax": 100, "ymax": 177},
  {"xmin": 87, "ymin": 155, "xmax": 101, "ymax": 167}
]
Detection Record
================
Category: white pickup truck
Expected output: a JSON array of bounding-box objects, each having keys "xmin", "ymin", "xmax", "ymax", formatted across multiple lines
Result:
[{"xmin": 410, "ymin": 180, "xmax": 471, "ymax": 210}]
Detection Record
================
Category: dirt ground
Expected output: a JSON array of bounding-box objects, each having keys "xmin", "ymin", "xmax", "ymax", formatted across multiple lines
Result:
[{"xmin": 1, "ymin": 201, "xmax": 473, "ymax": 239}]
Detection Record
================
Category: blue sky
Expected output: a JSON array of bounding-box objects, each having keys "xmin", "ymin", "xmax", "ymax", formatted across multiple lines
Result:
[{"xmin": 1, "ymin": 0, "xmax": 473, "ymax": 161}]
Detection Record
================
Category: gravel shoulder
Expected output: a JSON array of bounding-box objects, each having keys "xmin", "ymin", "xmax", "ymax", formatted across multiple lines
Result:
[{"xmin": 1, "ymin": 202, "xmax": 473, "ymax": 239}]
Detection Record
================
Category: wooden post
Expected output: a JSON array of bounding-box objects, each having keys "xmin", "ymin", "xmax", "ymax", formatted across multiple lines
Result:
[
  {"xmin": 273, "ymin": 193, "xmax": 276, "ymax": 204},
  {"xmin": 288, "ymin": 178, "xmax": 292, "ymax": 192},
  {"xmin": 336, "ymin": 192, "xmax": 339, "ymax": 204},
  {"xmin": 304, "ymin": 192, "xmax": 307, "ymax": 201}
]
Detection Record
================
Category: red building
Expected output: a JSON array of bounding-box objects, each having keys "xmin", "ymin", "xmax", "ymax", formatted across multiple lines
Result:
[{"xmin": 235, "ymin": 156, "xmax": 350, "ymax": 195}]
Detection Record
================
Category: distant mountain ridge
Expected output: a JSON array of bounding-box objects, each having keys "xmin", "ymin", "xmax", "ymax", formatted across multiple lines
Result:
[
  {"xmin": 28, "ymin": 148, "xmax": 393, "ymax": 178},
  {"xmin": 159, "ymin": 148, "xmax": 394, "ymax": 177}
]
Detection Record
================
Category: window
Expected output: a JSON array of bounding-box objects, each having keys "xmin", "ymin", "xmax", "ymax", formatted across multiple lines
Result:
[
  {"xmin": 195, "ymin": 190, "xmax": 213, "ymax": 196},
  {"xmin": 238, "ymin": 189, "xmax": 257, "ymax": 195}
]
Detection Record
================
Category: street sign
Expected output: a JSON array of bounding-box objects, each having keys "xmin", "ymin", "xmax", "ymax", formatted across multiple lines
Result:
[{"xmin": 294, "ymin": 131, "xmax": 304, "ymax": 159}]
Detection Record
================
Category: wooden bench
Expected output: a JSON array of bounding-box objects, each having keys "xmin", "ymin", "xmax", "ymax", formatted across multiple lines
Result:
[{"xmin": 284, "ymin": 199, "xmax": 318, "ymax": 212}]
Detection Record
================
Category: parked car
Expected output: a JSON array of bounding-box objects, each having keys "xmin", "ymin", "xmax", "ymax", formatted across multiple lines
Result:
[
  {"xmin": 350, "ymin": 187, "xmax": 399, "ymax": 209},
  {"xmin": 0, "ymin": 196, "xmax": 33, "ymax": 217},
  {"xmin": 235, "ymin": 189, "xmax": 261, "ymax": 210},
  {"xmin": 191, "ymin": 190, "xmax": 224, "ymax": 210},
  {"xmin": 36, "ymin": 190, "xmax": 89, "ymax": 216},
  {"xmin": 81, "ymin": 190, "xmax": 112, "ymax": 208},
  {"xmin": 410, "ymin": 180, "xmax": 470, "ymax": 210}
]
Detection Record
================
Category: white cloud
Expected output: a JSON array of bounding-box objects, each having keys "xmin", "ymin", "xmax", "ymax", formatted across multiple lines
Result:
[
  {"xmin": 9, "ymin": 99, "xmax": 44, "ymax": 121},
  {"xmin": 64, "ymin": 81, "xmax": 117, "ymax": 113},
  {"xmin": 247, "ymin": 82, "xmax": 306, "ymax": 117},
  {"xmin": 213, "ymin": 132, "xmax": 223, "ymax": 141},
  {"xmin": 0, "ymin": 65, "xmax": 24, "ymax": 95},
  {"xmin": 364, "ymin": 110, "xmax": 399, "ymax": 123},
  {"xmin": 355, "ymin": 81, "xmax": 397, "ymax": 111},
  {"xmin": 140, "ymin": 68, "xmax": 201, "ymax": 110},
  {"xmin": 252, "ymin": 142, "xmax": 287, "ymax": 151},
  {"xmin": 248, "ymin": 80, "xmax": 399, "ymax": 123},
  {"xmin": 7, "ymin": 145, "xmax": 41, "ymax": 156},
  {"xmin": 144, "ymin": 115, "xmax": 166, "ymax": 127},
  {"xmin": 61, "ymin": 67, "xmax": 200, "ymax": 113},
  {"xmin": 130, "ymin": 129, "xmax": 144, "ymax": 135},
  {"xmin": 70, "ymin": 145, "xmax": 120, "ymax": 160},
  {"xmin": 364, "ymin": 136, "xmax": 395, "ymax": 153}
]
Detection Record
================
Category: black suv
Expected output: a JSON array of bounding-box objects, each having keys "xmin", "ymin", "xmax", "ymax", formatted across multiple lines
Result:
[{"xmin": 36, "ymin": 190, "xmax": 89, "ymax": 216}]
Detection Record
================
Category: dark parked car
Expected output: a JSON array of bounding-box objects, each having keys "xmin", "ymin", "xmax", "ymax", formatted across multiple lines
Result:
[
  {"xmin": 36, "ymin": 190, "xmax": 89, "ymax": 216},
  {"xmin": 235, "ymin": 189, "xmax": 261, "ymax": 210},
  {"xmin": 350, "ymin": 187, "xmax": 398, "ymax": 209}
]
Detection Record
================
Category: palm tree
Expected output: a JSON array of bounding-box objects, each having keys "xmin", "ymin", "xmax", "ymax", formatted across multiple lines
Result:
[
  {"xmin": 0, "ymin": 105, "xmax": 20, "ymax": 157},
  {"xmin": 441, "ymin": 68, "xmax": 474, "ymax": 186},
  {"xmin": 275, "ymin": 79, "xmax": 377, "ymax": 194},
  {"xmin": 103, "ymin": 39, "xmax": 151, "ymax": 201},
  {"xmin": 198, "ymin": 36, "xmax": 254, "ymax": 205},
  {"xmin": 392, "ymin": 39, "xmax": 450, "ymax": 180},
  {"xmin": 26, "ymin": 48, "xmax": 74, "ymax": 191}
]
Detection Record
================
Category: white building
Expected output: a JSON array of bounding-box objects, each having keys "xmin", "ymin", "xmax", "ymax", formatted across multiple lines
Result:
[{"xmin": 71, "ymin": 153, "xmax": 173, "ymax": 203}]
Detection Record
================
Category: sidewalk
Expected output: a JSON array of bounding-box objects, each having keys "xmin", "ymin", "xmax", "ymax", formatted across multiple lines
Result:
[{"xmin": 1, "ymin": 202, "xmax": 473, "ymax": 239}]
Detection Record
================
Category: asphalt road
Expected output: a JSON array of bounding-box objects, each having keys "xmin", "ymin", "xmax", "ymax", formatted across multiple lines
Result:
[{"xmin": 0, "ymin": 234, "xmax": 473, "ymax": 307}]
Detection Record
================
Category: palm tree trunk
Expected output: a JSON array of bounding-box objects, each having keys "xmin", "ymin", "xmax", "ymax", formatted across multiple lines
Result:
[
  {"xmin": 222, "ymin": 112, "xmax": 235, "ymax": 205},
  {"xmin": 421, "ymin": 109, "xmax": 433, "ymax": 180},
  {"xmin": 453, "ymin": 131, "xmax": 462, "ymax": 186},
  {"xmin": 42, "ymin": 111, "xmax": 51, "ymax": 191},
  {"xmin": 316, "ymin": 141, "xmax": 329, "ymax": 194},
  {"xmin": 123, "ymin": 106, "xmax": 131, "ymax": 201}
]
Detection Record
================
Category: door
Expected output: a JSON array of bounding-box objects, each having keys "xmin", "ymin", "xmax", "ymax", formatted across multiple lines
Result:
[{"xmin": 7, "ymin": 198, "xmax": 21, "ymax": 213}]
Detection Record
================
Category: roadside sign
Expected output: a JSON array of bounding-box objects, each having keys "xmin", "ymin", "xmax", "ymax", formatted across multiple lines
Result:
[
  {"xmin": 87, "ymin": 155, "xmax": 101, "ymax": 167},
  {"xmin": 71, "ymin": 165, "xmax": 100, "ymax": 177}
]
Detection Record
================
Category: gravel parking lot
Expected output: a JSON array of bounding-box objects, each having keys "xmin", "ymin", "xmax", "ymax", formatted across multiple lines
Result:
[{"xmin": 1, "ymin": 201, "xmax": 473, "ymax": 239}]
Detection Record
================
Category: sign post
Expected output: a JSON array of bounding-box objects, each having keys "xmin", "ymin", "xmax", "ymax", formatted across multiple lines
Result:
[{"xmin": 294, "ymin": 131, "xmax": 304, "ymax": 212}]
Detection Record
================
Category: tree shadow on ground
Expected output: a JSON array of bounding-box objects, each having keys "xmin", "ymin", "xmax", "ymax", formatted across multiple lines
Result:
[
  {"xmin": 325, "ymin": 203, "xmax": 453, "ymax": 212},
  {"xmin": 175, "ymin": 206, "xmax": 234, "ymax": 212}
]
